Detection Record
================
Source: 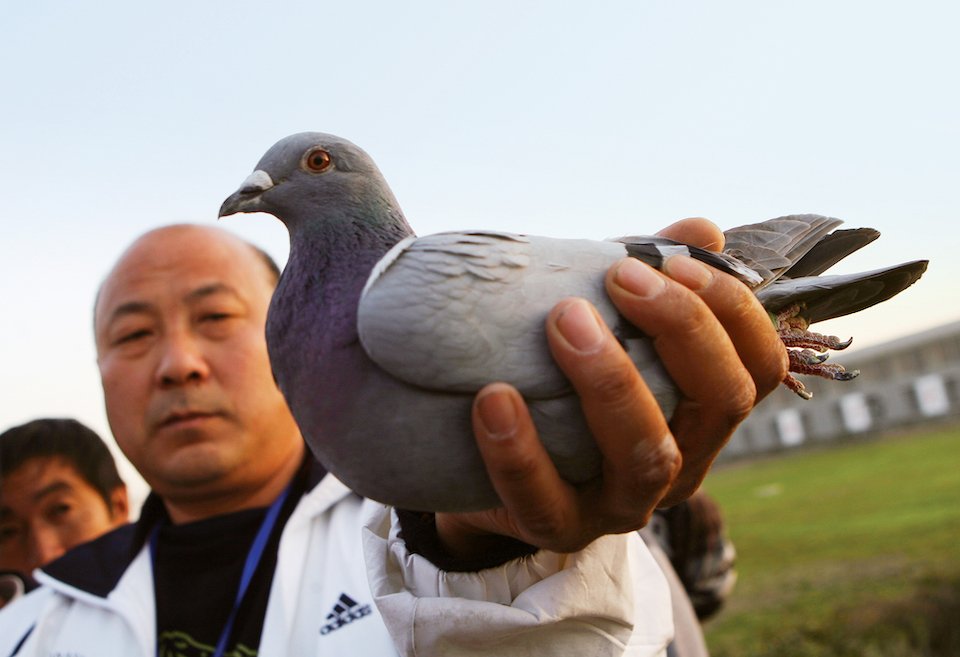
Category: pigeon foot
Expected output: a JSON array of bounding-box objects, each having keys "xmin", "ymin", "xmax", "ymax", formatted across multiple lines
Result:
[{"xmin": 776, "ymin": 304, "xmax": 860, "ymax": 399}]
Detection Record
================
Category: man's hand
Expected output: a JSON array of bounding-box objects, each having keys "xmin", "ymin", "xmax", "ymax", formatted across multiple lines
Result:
[{"xmin": 435, "ymin": 218, "xmax": 787, "ymax": 558}]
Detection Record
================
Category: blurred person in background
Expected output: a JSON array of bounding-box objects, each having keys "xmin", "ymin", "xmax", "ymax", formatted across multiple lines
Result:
[
  {"xmin": 651, "ymin": 490, "xmax": 737, "ymax": 622},
  {"xmin": 0, "ymin": 418, "xmax": 128, "ymax": 607}
]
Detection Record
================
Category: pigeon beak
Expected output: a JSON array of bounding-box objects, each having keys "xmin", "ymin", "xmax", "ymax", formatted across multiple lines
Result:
[{"xmin": 218, "ymin": 170, "xmax": 276, "ymax": 218}]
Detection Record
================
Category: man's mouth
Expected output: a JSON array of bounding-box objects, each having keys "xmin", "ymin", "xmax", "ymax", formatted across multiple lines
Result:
[
  {"xmin": 158, "ymin": 410, "xmax": 221, "ymax": 428},
  {"xmin": 147, "ymin": 392, "xmax": 229, "ymax": 433}
]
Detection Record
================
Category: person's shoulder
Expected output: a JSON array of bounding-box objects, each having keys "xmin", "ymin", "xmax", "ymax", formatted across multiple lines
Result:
[
  {"xmin": 0, "ymin": 584, "xmax": 54, "ymax": 622},
  {"xmin": 0, "ymin": 586, "xmax": 55, "ymax": 656}
]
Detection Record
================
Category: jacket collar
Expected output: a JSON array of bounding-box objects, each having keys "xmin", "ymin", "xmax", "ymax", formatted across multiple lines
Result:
[{"xmin": 39, "ymin": 455, "xmax": 329, "ymax": 598}]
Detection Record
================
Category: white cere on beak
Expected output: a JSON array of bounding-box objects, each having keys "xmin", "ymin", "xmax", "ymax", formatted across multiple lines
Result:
[{"xmin": 240, "ymin": 170, "xmax": 275, "ymax": 194}]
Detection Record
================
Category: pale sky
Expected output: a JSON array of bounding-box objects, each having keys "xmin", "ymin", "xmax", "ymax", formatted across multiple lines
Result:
[{"xmin": 2, "ymin": 1, "xmax": 957, "ymax": 505}]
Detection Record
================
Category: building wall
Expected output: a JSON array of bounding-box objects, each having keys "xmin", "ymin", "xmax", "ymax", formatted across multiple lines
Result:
[{"xmin": 721, "ymin": 320, "xmax": 960, "ymax": 461}]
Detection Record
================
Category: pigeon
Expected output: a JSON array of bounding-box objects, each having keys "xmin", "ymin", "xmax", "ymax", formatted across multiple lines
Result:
[{"xmin": 220, "ymin": 132, "xmax": 928, "ymax": 512}]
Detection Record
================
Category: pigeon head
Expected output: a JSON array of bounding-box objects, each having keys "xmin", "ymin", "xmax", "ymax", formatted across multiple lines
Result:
[{"xmin": 219, "ymin": 132, "xmax": 407, "ymax": 236}]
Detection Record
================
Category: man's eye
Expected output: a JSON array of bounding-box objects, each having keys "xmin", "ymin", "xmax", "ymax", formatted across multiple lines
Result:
[
  {"xmin": 47, "ymin": 503, "xmax": 72, "ymax": 522},
  {"xmin": 115, "ymin": 329, "xmax": 151, "ymax": 345},
  {"xmin": 0, "ymin": 526, "xmax": 20, "ymax": 543},
  {"xmin": 202, "ymin": 313, "xmax": 231, "ymax": 322}
]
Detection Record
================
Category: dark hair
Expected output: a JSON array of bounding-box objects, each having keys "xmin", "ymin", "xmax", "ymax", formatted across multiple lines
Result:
[{"xmin": 0, "ymin": 419, "xmax": 124, "ymax": 509}]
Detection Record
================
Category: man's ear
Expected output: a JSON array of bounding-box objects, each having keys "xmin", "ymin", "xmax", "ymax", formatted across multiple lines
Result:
[{"xmin": 109, "ymin": 485, "xmax": 130, "ymax": 524}]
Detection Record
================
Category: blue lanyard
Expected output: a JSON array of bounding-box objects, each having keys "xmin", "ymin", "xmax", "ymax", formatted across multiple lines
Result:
[{"xmin": 149, "ymin": 484, "xmax": 292, "ymax": 657}]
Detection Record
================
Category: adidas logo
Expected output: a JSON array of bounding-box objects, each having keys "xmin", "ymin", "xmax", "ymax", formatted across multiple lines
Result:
[{"xmin": 320, "ymin": 593, "xmax": 373, "ymax": 635}]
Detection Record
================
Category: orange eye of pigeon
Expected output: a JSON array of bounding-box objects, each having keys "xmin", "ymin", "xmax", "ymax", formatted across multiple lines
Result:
[{"xmin": 304, "ymin": 149, "xmax": 332, "ymax": 173}]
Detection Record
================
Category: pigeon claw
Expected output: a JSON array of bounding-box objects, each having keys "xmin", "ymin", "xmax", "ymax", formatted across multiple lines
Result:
[
  {"xmin": 775, "ymin": 303, "xmax": 854, "ymax": 351},
  {"xmin": 788, "ymin": 350, "xmax": 858, "ymax": 380},
  {"xmin": 780, "ymin": 329, "xmax": 853, "ymax": 351},
  {"xmin": 793, "ymin": 348, "xmax": 830, "ymax": 366},
  {"xmin": 833, "ymin": 368, "xmax": 861, "ymax": 381},
  {"xmin": 777, "ymin": 304, "xmax": 860, "ymax": 398},
  {"xmin": 783, "ymin": 373, "xmax": 814, "ymax": 400}
]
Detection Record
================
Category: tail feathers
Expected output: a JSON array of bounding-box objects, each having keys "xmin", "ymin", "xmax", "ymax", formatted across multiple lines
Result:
[
  {"xmin": 756, "ymin": 259, "xmax": 929, "ymax": 324},
  {"xmin": 783, "ymin": 227, "xmax": 880, "ymax": 278},
  {"xmin": 723, "ymin": 214, "xmax": 843, "ymax": 287},
  {"xmin": 614, "ymin": 217, "xmax": 925, "ymax": 325}
]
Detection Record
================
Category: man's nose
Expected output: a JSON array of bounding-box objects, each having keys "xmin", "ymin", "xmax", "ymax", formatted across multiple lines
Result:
[{"xmin": 156, "ymin": 331, "xmax": 211, "ymax": 386}]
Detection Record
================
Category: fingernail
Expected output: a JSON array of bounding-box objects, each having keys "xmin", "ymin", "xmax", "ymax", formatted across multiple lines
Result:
[
  {"xmin": 556, "ymin": 298, "xmax": 605, "ymax": 353},
  {"xmin": 477, "ymin": 387, "xmax": 518, "ymax": 440},
  {"xmin": 664, "ymin": 255, "xmax": 712, "ymax": 290},
  {"xmin": 614, "ymin": 258, "xmax": 667, "ymax": 298}
]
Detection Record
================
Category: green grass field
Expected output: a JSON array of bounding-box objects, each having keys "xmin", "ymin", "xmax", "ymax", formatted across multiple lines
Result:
[{"xmin": 701, "ymin": 425, "xmax": 960, "ymax": 657}]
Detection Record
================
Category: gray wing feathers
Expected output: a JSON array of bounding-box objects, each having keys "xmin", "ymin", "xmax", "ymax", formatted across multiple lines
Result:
[
  {"xmin": 357, "ymin": 231, "xmax": 627, "ymax": 398},
  {"xmin": 405, "ymin": 231, "xmax": 532, "ymax": 279},
  {"xmin": 357, "ymin": 220, "xmax": 925, "ymax": 403}
]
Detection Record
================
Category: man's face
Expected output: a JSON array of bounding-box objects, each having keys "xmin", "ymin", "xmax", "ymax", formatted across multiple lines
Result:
[
  {"xmin": 94, "ymin": 226, "xmax": 302, "ymax": 507},
  {"xmin": 0, "ymin": 457, "xmax": 126, "ymax": 575}
]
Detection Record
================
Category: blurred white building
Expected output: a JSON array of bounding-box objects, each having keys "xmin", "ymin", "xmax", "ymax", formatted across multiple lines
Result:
[{"xmin": 722, "ymin": 319, "xmax": 960, "ymax": 460}]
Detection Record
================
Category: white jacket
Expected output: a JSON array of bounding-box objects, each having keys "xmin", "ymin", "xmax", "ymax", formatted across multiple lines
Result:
[{"xmin": 0, "ymin": 473, "xmax": 673, "ymax": 657}]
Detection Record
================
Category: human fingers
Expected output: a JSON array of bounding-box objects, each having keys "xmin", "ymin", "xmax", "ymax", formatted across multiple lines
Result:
[
  {"xmin": 663, "ymin": 255, "xmax": 788, "ymax": 402},
  {"xmin": 545, "ymin": 297, "xmax": 681, "ymax": 539},
  {"xmin": 605, "ymin": 257, "xmax": 755, "ymax": 504},
  {"xmin": 656, "ymin": 217, "xmax": 784, "ymax": 395},
  {"xmin": 656, "ymin": 217, "xmax": 785, "ymax": 397},
  {"xmin": 655, "ymin": 217, "xmax": 725, "ymax": 252},
  {"xmin": 652, "ymin": 255, "xmax": 787, "ymax": 505},
  {"xmin": 435, "ymin": 382, "xmax": 588, "ymax": 555}
]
